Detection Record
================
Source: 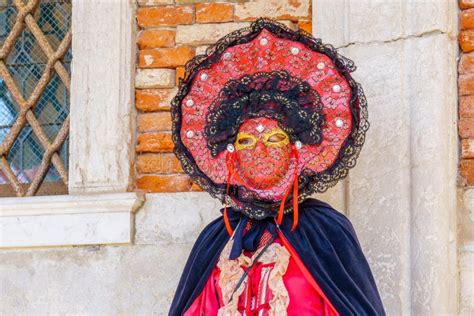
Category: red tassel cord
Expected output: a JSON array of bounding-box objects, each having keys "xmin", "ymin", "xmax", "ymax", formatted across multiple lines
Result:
[
  {"xmin": 291, "ymin": 148, "xmax": 299, "ymax": 231},
  {"xmin": 276, "ymin": 145, "xmax": 300, "ymax": 231},
  {"xmin": 223, "ymin": 150, "xmax": 236, "ymax": 237}
]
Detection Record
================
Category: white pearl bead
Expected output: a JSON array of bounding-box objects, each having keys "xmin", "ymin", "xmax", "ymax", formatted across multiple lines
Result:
[
  {"xmin": 335, "ymin": 119, "xmax": 344, "ymax": 128},
  {"xmin": 223, "ymin": 52, "xmax": 232, "ymax": 60},
  {"xmin": 291, "ymin": 47, "xmax": 299, "ymax": 55},
  {"xmin": 295, "ymin": 141, "xmax": 302, "ymax": 149},
  {"xmin": 332, "ymin": 84, "xmax": 341, "ymax": 93},
  {"xmin": 200, "ymin": 73, "xmax": 208, "ymax": 81},
  {"xmin": 185, "ymin": 99, "xmax": 194, "ymax": 107},
  {"xmin": 317, "ymin": 62, "xmax": 325, "ymax": 70},
  {"xmin": 186, "ymin": 130, "xmax": 194, "ymax": 138},
  {"xmin": 259, "ymin": 38, "xmax": 268, "ymax": 46},
  {"xmin": 227, "ymin": 144, "xmax": 235, "ymax": 152}
]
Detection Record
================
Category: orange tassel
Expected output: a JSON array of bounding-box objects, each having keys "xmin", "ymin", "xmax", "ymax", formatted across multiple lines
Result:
[
  {"xmin": 291, "ymin": 149, "xmax": 299, "ymax": 231},
  {"xmin": 223, "ymin": 151, "xmax": 235, "ymax": 236}
]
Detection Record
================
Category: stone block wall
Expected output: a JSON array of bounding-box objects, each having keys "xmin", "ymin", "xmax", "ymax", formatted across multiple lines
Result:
[{"xmin": 134, "ymin": 0, "xmax": 312, "ymax": 193}]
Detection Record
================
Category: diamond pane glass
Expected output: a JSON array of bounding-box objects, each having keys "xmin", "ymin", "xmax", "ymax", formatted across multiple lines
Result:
[
  {"xmin": 33, "ymin": 73, "xmax": 69, "ymax": 142},
  {"xmin": 0, "ymin": 0, "xmax": 71, "ymax": 196}
]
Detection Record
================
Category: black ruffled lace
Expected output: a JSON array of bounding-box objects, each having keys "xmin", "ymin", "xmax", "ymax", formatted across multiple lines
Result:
[{"xmin": 205, "ymin": 71, "xmax": 325, "ymax": 157}]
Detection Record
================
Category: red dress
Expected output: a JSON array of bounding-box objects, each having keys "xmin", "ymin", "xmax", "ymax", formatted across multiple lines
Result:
[{"xmin": 184, "ymin": 231, "xmax": 338, "ymax": 316}]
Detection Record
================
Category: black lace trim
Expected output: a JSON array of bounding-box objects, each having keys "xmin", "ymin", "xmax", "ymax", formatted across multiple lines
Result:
[
  {"xmin": 171, "ymin": 18, "xmax": 369, "ymax": 219},
  {"xmin": 205, "ymin": 71, "xmax": 325, "ymax": 157}
]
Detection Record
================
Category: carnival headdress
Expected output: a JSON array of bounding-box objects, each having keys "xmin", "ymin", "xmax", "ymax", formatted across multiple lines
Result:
[{"xmin": 171, "ymin": 18, "xmax": 368, "ymax": 230}]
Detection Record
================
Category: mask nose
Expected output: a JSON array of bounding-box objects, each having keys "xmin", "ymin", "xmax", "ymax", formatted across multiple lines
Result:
[{"xmin": 253, "ymin": 140, "xmax": 267, "ymax": 157}]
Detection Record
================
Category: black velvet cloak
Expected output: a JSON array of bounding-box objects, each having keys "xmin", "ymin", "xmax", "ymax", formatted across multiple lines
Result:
[{"xmin": 169, "ymin": 198, "xmax": 385, "ymax": 315}]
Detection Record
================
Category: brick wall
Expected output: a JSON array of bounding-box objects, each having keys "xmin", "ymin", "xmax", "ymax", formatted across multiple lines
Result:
[
  {"xmin": 134, "ymin": 0, "xmax": 312, "ymax": 192},
  {"xmin": 460, "ymin": 0, "xmax": 474, "ymax": 185}
]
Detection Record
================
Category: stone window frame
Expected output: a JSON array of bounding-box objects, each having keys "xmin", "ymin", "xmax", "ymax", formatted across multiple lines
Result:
[{"xmin": 0, "ymin": 0, "xmax": 143, "ymax": 248}]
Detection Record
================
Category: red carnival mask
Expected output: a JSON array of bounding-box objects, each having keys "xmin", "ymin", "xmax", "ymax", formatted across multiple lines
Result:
[{"xmin": 234, "ymin": 117, "xmax": 292, "ymax": 190}]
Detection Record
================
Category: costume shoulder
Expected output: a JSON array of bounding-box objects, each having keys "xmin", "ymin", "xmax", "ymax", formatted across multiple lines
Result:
[
  {"xmin": 168, "ymin": 216, "xmax": 229, "ymax": 316},
  {"xmin": 280, "ymin": 198, "xmax": 386, "ymax": 316}
]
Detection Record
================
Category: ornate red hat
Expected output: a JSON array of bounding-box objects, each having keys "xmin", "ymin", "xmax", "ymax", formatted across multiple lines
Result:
[{"xmin": 171, "ymin": 18, "xmax": 368, "ymax": 224}]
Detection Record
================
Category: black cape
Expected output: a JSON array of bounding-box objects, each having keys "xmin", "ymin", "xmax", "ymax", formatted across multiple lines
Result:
[{"xmin": 169, "ymin": 198, "xmax": 385, "ymax": 315}]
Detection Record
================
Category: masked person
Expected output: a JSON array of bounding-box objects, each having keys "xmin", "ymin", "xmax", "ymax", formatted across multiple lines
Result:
[{"xmin": 169, "ymin": 18, "xmax": 385, "ymax": 316}]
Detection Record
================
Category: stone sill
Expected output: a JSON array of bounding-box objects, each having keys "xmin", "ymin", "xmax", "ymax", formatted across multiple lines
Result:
[{"xmin": 0, "ymin": 192, "xmax": 144, "ymax": 249}]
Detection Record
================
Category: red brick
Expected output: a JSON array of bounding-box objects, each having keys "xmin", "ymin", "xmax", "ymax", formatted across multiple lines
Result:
[
  {"xmin": 459, "ymin": 52, "xmax": 474, "ymax": 74},
  {"xmin": 459, "ymin": 73, "xmax": 474, "ymax": 96},
  {"xmin": 196, "ymin": 3, "xmax": 234, "ymax": 23},
  {"xmin": 460, "ymin": 159, "xmax": 474, "ymax": 185},
  {"xmin": 176, "ymin": 66, "xmax": 185, "ymax": 86},
  {"xmin": 137, "ymin": 6, "xmax": 193, "ymax": 28},
  {"xmin": 298, "ymin": 20, "xmax": 312, "ymax": 33},
  {"xmin": 460, "ymin": 95, "xmax": 474, "ymax": 117},
  {"xmin": 137, "ymin": 174, "xmax": 192, "ymax": 192},
  {"xmin": 136, "ymin": 133, "xmax": 174, "ymax": 153},
  {"xmin": 135, "ymin": 89, "xmax": 175, "ymax": 112},
  {"xmin": 138, "ymin": 112, "xmax": 172, "ymax": 132},
  {"xmin": 460, "ymin": 0, "xmax": 474, "ymax": 10},
  {"xmin": 460, "ymin": 117, "xmax": 474, "ymax": 138},
  {"xmin": 139, "ymin": 46, "xmax": 195, "ymax": 68},
  {"xmin": 462, "ymin": 139, "xmax": 474, "ymax": 158},
  {"xmin": 191, "ymin": 181, "xmax": 204, "ymax": 191},
  {"xmin": 461, "ymin": 9, "xmax": 474, "ymax": 30},
  {"xmin": 459, "ymin": 30, "xmax": 474, "ymax": 52},
  {"xmin": 138, "ymin": 29, "xmax": 175, "ymax": 49},
  {"xmin": 137, "ymin": 153, "xmax": 183, "ymax": 173}
]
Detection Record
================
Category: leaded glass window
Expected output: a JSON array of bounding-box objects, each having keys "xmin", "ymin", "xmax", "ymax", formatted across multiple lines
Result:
[{"xmin": 0, "ymin": 0, "xmax": 71, "ymax": 197}]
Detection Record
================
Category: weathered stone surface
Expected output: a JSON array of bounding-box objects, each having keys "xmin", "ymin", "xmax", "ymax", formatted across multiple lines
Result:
[
  {"xmin": 461, "ymin": 190, "xmax": 474, "ymax": 242},
  {"xmin": 195, "ymin": 45, "xmax": 209, "ymax": 55},
  {"xmin": 176, "ymin": 22, "xmax": 251, "ymax": 45},
  {"xmin": 135, "ymin": 69, "xmax": 175, "ymax": 89},
  {"xmin": 313, "ymin": 0, "xmax": 457, "ymax": 48},
  {"xmin": 69, "ymin": 0, "xmax": 135, "ymax": 194},
  {"xmin": 176, "ymin": 21, "xmax": 297, "ymax": 45},
  {"xmin": 135, "ymin": 192, "xmax": 221, "ymax": 245},
  {"xmin": 460, "ymin": 245, "xmax": 474, "ymax": 315},
  {"xmin": 0, "ymin": 243, "xmax": 193, "ymax": 315},
  {"xmin": 339, "ymin": 33, "xmax": 458, "ymax": 314},
  {"xmin": 138, "ymin": 0, "xmax": 173, "ymax": 5},
  {"xmin": 234, "ymin": 0, "xmax": 310, "ymax": 21}
]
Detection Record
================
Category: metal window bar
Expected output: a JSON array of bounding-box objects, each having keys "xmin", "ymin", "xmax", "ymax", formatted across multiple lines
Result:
[{"xmin": 0, "ymin": 0, "xmax": 71, "ymax": 197}]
